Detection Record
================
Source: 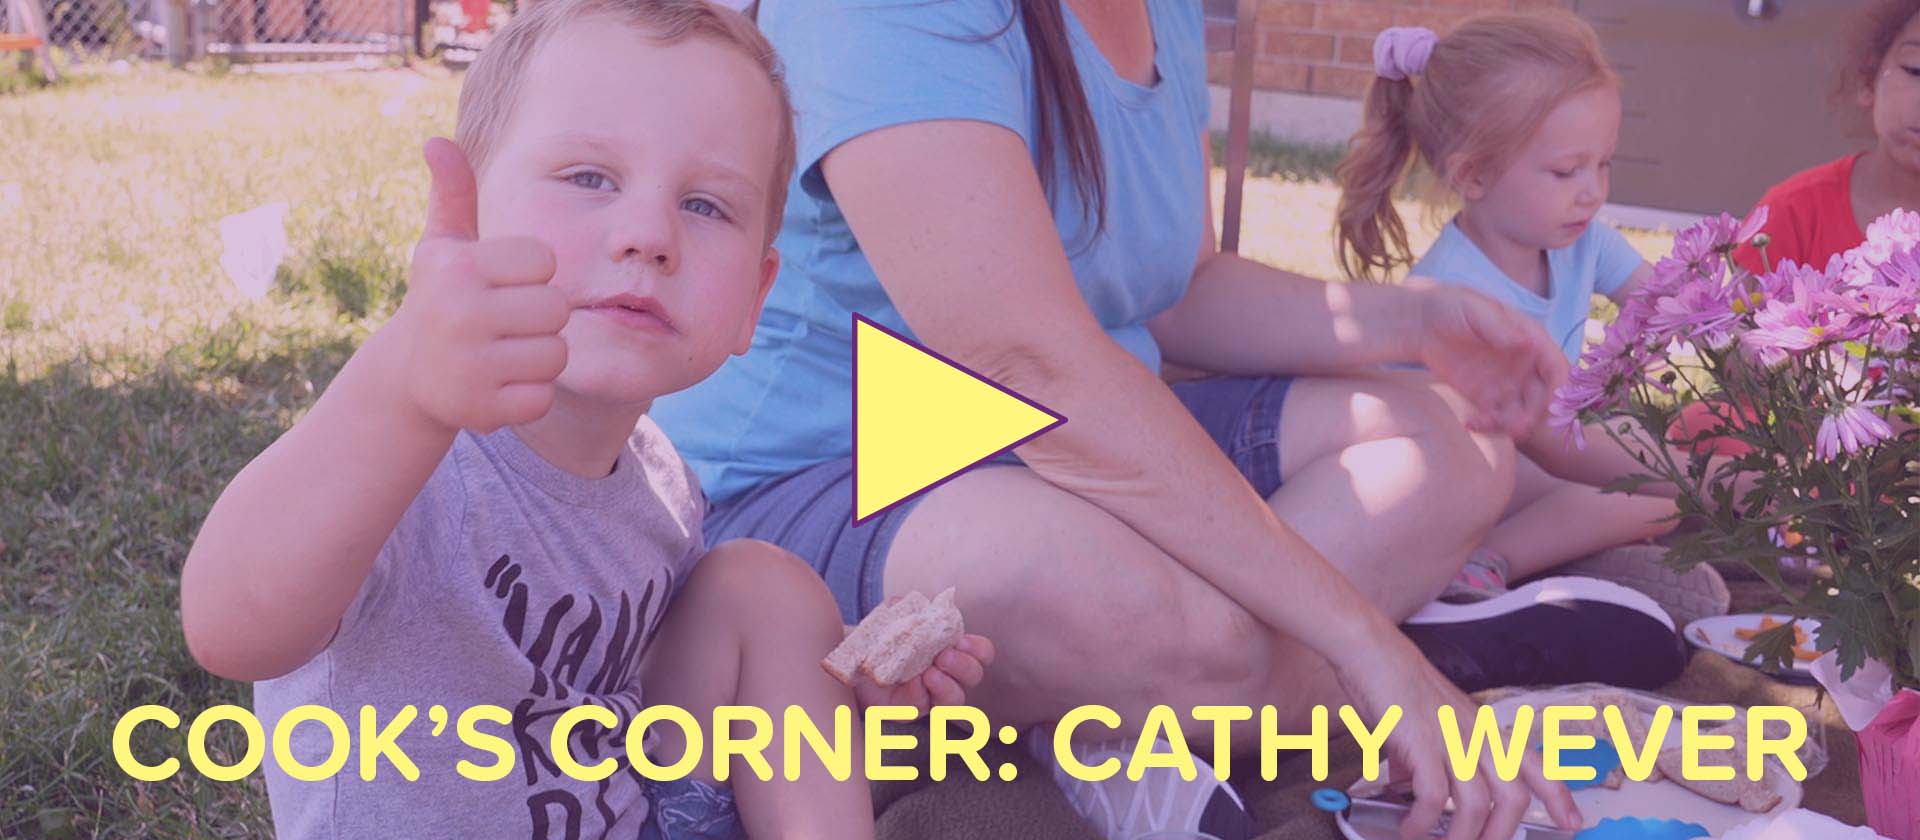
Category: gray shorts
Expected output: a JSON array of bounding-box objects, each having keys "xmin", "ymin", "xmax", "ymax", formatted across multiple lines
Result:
[{"xmin": 704, "ymin": 375, "xmax": 1294, "ymax": 624}]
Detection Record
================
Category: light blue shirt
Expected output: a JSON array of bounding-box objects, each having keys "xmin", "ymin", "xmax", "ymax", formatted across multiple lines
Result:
[
  {"xmin": 1411, "ymin": 220, "xmax": 1645, "ymax": 362},
  {"xmin": 653, "ymin": 0, "xmax": 1212, "ymax": 502}
]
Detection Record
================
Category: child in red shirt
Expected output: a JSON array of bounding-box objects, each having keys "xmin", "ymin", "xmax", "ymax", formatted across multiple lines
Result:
[
  {"xmin": 1679, "ymin": 1, "xmax": 1920, "ymax": 457},
  {"xmin": 1736, "ymin": 0, "xmax": 1920, "ymax": 273},
  {"xmin": 1735, "ymin": 154, "xmax": 1865, "ymax": 273}
]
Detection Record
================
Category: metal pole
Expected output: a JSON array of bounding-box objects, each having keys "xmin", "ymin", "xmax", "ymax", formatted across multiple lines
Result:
[
  {"xmin": 165, "ymin": 0, "xmax": 188, "ymax": 66},
  {"xmin": 1219, "ymin": 0, "xmax": 1257, "ymax": 255},
  {"xmin": 413, "ymin": 0, "xmax": 426, "ymax": 57}
]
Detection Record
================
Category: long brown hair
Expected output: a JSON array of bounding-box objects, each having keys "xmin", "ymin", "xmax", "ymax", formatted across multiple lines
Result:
[
  {"xmin": 1333, "ymin": 11, "xmax": 1616, "ymax": 282},
  {"xmin": 749, "ymin": 1, "xmax": 1107, "ymax": 238},
  {"xmin": 1012, "ymin": 1, "xmax": 1107, "ymax": 239}
]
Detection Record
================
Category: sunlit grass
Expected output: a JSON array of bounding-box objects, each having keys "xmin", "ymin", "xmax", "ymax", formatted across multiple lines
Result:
[{"xmin": 2, "ymin": 63, "xmax": 459, "ymax": 838}]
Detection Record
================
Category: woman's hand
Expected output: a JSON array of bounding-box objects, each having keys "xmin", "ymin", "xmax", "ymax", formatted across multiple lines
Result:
[
  {"xmin": 849, "ymin": 630, "xmax": 997, "ymax": 715},
  {"xmin": 1336, "ymin": 629, "xmax": 1583, "ymax": 840},
  {"xmin": 1407, "ymin": 279, "xmax": 1569, "ymax": 438}
]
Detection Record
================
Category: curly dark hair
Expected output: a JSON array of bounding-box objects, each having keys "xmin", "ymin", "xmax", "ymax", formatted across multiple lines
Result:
[{"xmin": 1848, "ymin": 0, "xmax": 1920, "ymax": 97}]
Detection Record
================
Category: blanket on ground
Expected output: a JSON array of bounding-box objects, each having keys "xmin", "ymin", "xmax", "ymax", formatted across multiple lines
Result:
[{"xmin": 869, "ymin": 579, "xmax": 1863, "ymax": 839}]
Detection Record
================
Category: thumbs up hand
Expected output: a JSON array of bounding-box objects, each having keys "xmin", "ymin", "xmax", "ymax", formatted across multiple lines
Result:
[{"xmin": 387, "ymin": 138, "xmax": 571, "ymax": 433}]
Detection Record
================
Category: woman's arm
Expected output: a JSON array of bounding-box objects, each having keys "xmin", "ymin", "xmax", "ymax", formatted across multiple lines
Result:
[{"xmin": 820, "ymin": 118, "xmax": 1393, "ymax": 670}]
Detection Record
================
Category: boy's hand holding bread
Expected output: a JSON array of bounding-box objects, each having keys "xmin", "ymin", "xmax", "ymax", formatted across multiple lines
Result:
[{"xmin": 825, "ymin": 588, "xmax": 995, "ymax": 714}]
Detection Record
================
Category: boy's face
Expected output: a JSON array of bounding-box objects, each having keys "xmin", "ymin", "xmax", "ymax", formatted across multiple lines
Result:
[
  {"xmin": 1866, "ymin": 14, "xmax": 1920, "ymax": 175},
  {"xmin": 475, "ymin": 19, "xmax": 782, "ymax": 407},
  {"xmin": 1462, "ymin": 84, "xmax": 1620, "ymax": 252}
]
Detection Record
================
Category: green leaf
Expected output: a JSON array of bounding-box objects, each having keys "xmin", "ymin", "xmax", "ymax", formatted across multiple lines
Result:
[{"xmin": 1741, "ymin": 622, "xmax": 1803, "ymax": 673}]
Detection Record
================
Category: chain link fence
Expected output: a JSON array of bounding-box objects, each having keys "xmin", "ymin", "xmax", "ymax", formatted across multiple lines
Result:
[
  {"xmin": 4, "ymin": 0, "xmax": 417, "ymax": 63},
  {"xmin": 205, "ymin": 0, "xmax": 413, "ymax": 59}
]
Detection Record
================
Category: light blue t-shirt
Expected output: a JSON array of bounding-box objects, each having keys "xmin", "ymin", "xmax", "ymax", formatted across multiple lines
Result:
[
  {"xmin": 1412, "ymin": 220, "xmax": 1645, "ymax": 362},
  {"xmin": 653, "ymin": 0, "xmax": 1212, "ymax": 502}
]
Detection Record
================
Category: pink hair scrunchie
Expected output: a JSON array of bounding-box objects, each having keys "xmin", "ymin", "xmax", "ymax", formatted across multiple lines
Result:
[{"xmin": 1372, "ymin": 26, "xmax": 1436, "ymax": 81}]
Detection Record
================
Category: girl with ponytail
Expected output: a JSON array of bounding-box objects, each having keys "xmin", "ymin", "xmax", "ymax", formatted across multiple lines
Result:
[{"xmin": 1336, "ymin": 12, "xmax": 1731, "ymax": 623}]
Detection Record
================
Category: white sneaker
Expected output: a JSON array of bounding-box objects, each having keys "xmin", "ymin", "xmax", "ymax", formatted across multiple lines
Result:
[{"xmin": 1029, "ymin": 727, "xmax": 1254, "ymax": 840}]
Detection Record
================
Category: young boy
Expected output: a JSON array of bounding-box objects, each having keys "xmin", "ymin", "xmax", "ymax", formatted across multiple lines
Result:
[{"xmin": 179, "ymin": 2, "xmax": 965, "ymax": 836}]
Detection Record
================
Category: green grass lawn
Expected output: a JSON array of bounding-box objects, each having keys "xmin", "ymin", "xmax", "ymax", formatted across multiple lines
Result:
[
  {"xmin": 2, "ymin": 63, "xmax": 459, "ymax": 838},
  {"xmin": 0, "ymin": 66, "xmax": 1675, "ymax": 838}
]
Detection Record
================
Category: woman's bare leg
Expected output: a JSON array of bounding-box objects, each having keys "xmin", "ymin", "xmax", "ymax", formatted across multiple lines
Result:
[{"xmin": 882, "ymin": 375, "xmax": 1515, "ymax": 745}]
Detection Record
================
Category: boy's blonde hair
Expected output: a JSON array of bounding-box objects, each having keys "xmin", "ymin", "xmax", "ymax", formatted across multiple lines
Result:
[
  {"xmin": 455, "ymin": 0, "xmax": 797, "ymax": 247},
  {"xmin": 1335, "ymin": 11, "xmax": 1617, "ymax": 282}
]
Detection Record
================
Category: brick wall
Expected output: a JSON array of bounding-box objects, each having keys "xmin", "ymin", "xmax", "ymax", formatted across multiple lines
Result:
[{"xmin": 1208, "ymin": 0, "xmax": 1570, "ymax": 99}]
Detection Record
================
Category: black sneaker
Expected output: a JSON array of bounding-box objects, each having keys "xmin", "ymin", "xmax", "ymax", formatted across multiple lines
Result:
[{"xmin": 1401, "ymin": 576, "xmax": 1689, "ymax": 692}]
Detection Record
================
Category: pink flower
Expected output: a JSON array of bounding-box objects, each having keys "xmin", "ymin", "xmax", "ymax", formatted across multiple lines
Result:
[
  {"xmin": 1666, "ymin": 211, "xmax": 1766, "ymax": 274},
  {"xmin": 1583, "ymin": 319, "xmax": 1646, "ymax": 372},
  {"xmin": 1671, "ymin": 214, "xmax": 1742, "ymax": 269},
  {"xmin": 1641, "ymin": 256, "xmax": 1693, "ymax": 298},
  {"xmin": 1613, "ymin": 295, "xmax": 1654, "ymax": 338},
  {"xmin": 1814, "ymin": 399, "xmax": 1894, "ymax": 460},
  {"xmin": 1646, "ymin": 282, "xmax": 1741, "ymax": 341},
  {"xmin": 1867, "ymin": 249, "xmax": 1920, "ymax": 330},
  {"xmin": 1836, "ymin": 251, "xmax": 1920, "ymax": 344},
  {"xmin": 1548, "ymin": 364, "xmax": 1623, "ymax": 450},
  {"xmin": 1745, "ymin": 302, "xmax": 1854, "ymax": 356},
  {"xmin": 1740, "ymin": 261, "xmax": 1873, "ymax": 359},
  {"xmin": 1735, "ymin": 206, "xmax": 1770, "ymax": 244},
  {"xmin": 1864, "ymin": 208, "xmax": 1920, "ymax": 253},
  {"xmin": 1552, "ymin": 340, "xmax": 1641, "ymax": 450},
  {"xmin": 1838, "ymin": 210, "xmax": 1920, "ymax": 283},
  {"xmin": 1875, "ymin": 246, "xmax": 1920, "ymax": 289},
  {"xmin": 1548, "ymin": 397, "xmax": 1588, "ymax": 450}
]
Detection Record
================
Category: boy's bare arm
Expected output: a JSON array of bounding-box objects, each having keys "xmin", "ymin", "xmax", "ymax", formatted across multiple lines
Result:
[
  {"xmin": 179, "ymin": 139, "xmax": 569, "ymax": 681},
  {"xmin": 180, "ymin": 333, "xmax": 456, "ymax": 682}
]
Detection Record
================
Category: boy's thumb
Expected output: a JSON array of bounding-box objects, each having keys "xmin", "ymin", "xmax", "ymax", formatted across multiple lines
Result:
[{"xmin": 422, "ymin": 137, "xmax": 479, "ymax": 242}]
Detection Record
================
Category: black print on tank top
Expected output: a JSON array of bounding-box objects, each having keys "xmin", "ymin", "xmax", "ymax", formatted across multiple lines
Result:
[{"xmin": 483, "ymin": 553, "xmax": 676, "ymax": 839}]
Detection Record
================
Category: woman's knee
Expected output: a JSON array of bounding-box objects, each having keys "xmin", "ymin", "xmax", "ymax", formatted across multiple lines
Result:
[
  {"xmin": 888, "ymin": 469, "xmax": 1270, "ymax": 696},
  {"xmin": 1376, "ymin": 378, "xmax": 1518, "ymax": 521}
]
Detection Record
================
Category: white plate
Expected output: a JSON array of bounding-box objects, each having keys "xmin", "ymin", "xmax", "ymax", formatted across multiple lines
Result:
[
  {"xmin": 1339, "ymin": 688, "xmax": 1802, "ymax": 839},
  {"xmin": 1685, "ymin": 614, "xmax": 1821, "ymax": 678}
]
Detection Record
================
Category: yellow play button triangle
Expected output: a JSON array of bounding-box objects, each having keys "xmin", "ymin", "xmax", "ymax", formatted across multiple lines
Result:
[{"xmin": 853, "ymin": 315, "xmax": 1065, "ymax": 524}]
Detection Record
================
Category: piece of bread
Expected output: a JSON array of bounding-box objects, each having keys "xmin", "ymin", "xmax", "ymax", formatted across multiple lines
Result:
[
  {"xmin": 1655, "ymin": 747, "xmax": 1782, "ymax": 812},
  {"xmin": 1587, "ymin": 692, "xmax": 1665, "ymax": 783},
  {"xmin": 820, "ymin": 588, "xmax": 964, "ymax": 688}
]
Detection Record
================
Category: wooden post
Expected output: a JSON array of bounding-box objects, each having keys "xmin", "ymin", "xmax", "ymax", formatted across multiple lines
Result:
[
  {"xmin": 6, "ymin": 0, "xmax": 58, "ymax": 81},
  {"xmin": 414, "ymin": 0, "xmax": 428, "ymax": 58},
  {"xmin": 1218, "ymin": 0, "xmax": 1257, "ymax": 256},
  {"xmin": 166, "ymin": 0, "xmax": 190, "ymax": 67}
]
